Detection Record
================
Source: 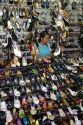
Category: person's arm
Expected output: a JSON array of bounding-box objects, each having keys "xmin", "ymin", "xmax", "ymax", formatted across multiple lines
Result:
[{"xmin": 28, "ymin": 42, "xmax": 39, "ymax": 63}]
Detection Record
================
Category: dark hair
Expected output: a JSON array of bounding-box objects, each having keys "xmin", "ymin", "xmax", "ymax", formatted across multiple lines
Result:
[{"xmin": 39, "ymin": 30, "xmax": 50, "ymax": 43}]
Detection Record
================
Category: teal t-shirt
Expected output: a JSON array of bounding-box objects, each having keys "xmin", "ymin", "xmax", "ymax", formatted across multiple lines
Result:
[{"xmin": 37, "ymin": 42, "xmax": 50, "ymax": 58}]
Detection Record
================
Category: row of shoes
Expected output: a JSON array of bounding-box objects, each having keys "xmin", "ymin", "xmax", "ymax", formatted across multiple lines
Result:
[
  {"xmin": 0, "ymin": 84, "xmax": 83, "ymax": 108},
  {"xmin": 0, "ymin": 107, "xmax": 82, "ymax": 125},
  {"xmin": 0, "ymin": 0, "xmax": 33, "ymax": 6},
  {"xmin": 0, "ymin": 89, "xmax": 83, "ymax": 124}
]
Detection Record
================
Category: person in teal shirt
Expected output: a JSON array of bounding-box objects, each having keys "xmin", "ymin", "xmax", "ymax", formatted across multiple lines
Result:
[{"xmin": 29, "ymin": 31, "xmax": 51, "ymax": 62}]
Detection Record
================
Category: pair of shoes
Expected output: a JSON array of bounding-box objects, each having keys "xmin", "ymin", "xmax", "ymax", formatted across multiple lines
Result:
[{"xmin": 41, "ymin": 0, "xmax": 50, "ymax": 8}]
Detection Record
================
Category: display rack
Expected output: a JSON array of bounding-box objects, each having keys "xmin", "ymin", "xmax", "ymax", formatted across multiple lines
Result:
[{"xmin": 0, "ymin": 0, "xmax": 83, "ymax": 125}]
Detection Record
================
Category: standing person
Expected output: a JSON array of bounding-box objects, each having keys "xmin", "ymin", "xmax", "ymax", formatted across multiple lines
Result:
[{"xmin": 28, "ymin": 30, "xmax": 51, "ymax": 63}]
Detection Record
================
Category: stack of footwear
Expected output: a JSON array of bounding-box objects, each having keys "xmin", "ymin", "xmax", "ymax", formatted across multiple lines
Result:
[
  {"xmin": 0, "ymin": 0, "xmax": 83, "ymax": 125},
  {"xmin": 0, "ymin": 56, "xmax": 83, "ymax": 124}
]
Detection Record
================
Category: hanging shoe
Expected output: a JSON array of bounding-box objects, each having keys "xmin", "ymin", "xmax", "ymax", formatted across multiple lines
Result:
[
  {"xmin": 46, "ymin": 0, "xmax": 50, "ymax": 8},
  {"xmin": 22, "ymin": 56, "xmax": 27, "ymax": 66},
  {"xmin": 7, "ymin": 20, "xmax": 13, "ymax": 30},
  {"xmin": 13, "ymin": 42, "xmax": 22, "ymax": 58},
  {"xmin": 41, "ymin": 0, "xmax": 46, "ymax": 8},
  {"xmin": 15, "ymin": 21, "xmax": 21, "ymax": 32}
]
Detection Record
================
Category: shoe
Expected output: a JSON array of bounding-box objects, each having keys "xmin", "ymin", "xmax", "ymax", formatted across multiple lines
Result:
[
  {"xmin": 26, "ymin": 87, "xmax": 31, "ymax": 94},
  {"xmin": 7, "ymin": 20, "xmax": 13, "ymax": 30},
  {"xmin": 15, "ymin": 21, "xmax": 21, "ymax": 32},
  {"xmin": 7, "ymin": 101, "xmax": 14, "ymax": 110},
  {"xmin": 23, "ymin": 117, "xmax": 29, "ymax": 125},
  {"xmin": 50, "ymin": 92, "xmax": 57, "ymax": 101},
  {"xmin": 47, "ymin": 111, "xmax": 55, "ymax": 120},
  {"xmin": 6, "ymin": 110, "xmax": 13, "ymax": 123},
  {"xmin": 47, "ymin": 65, "xmax": 55, "ymax": 73},
  {"xmin": 41, "ymin": 1, "xmax": 46, "ymax": 8},
  {"xmin": 41, "ymin": 84, "xmax": 47, "ymax": 92},
  {"xmin": 14, "ymin": 88, "xmax": 21, "ymax": 97},
  {"xmin": 60, "ymin": 91, "xmax": 67, "ymax": 98},
  {"xmin": 51, "ymin": 74, "xmax": 57, "ymax": 81},
  {"xmin": 54, "ymin": 47, "xmax": 60, "ymax": 56},
  {"xmin": 19, "ymin": 78, "xmax": 26, "ymax": 86},
  {"xmin": 70, "ymin": 118, "xmax": 75, "ymax": 125},
  {"xmin": 17, "ymin": 119, "xmax": 22, "ymax": 125},
  {"xmin": 22, "ymin": 56, "xmax": 27, "ymax": 66},
  {"xmin": 1, "ymin": 91, "xmax": 8, "ymax": 100},
  {"xmin": 48, "ymin": 101, "xmax": 54, "ymax": 110},
  {"xmin": 52, "ymin": 83, "xmax": 57, "ymax": 90},
  {"xmin": 74, "ymin": 116, "xmax": 81, "ymax": 125},
  {"xmin": 67, "ymin": 107, "xmax": 78, "ymax": 115},
  {"xmin": 14, "ymin": 98, "xmax": 21, "ymax": 109},
  {"xmin": 32, "ymin": 95, "xmax": 39, "ymax": 105},
  {"xmin": 58, "ymin": 108, "xmax": 66, "ymax": 117},
  {"xmin": 67, "ymin": 88, "xmax": 78, "ymax": 96},
  {"xmin": 13, "ymin": 42, "xmax": 22, "ymax": 58},
  {"xmin": 46, "ymin": 0, "xmax": 50, "ymax": 8},
  {"xmin": 1, "ymin": 101, "xmax": 7, "ymax": 111},
  {"xmin": 30, "ymin": 106, "xmax": 37, "ymax": 115},
  {"xmin": 19, "ymin": 109, "xmax": 25, "ymax": 119}
]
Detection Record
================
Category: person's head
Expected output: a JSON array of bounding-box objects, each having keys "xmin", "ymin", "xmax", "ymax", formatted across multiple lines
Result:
[{"xmin": 39, "ymin": 31, "xmax": 50, "ymax": 44}]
